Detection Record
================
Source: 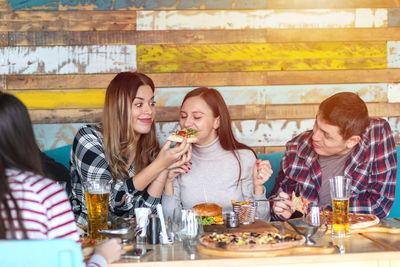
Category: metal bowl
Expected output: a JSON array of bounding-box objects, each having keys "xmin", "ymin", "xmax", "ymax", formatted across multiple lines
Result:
[{"xmin": 98, "ymin": 228, "xmax": 135, "ymax": 243}]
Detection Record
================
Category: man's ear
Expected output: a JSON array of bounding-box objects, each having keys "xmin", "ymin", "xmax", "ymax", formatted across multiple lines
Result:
[{"xmin": 346, "ymin": 135, "xmax": 361, "ymax": 149}]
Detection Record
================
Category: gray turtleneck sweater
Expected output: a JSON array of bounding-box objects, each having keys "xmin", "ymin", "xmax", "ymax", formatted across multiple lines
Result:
[{"xmin": 162, "ymin": 137, "xmax": 270, "ymax": 221}]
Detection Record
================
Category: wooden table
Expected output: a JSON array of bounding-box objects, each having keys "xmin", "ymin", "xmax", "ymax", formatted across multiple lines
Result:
[{"xmin": 111, "ymin": 218, "xmax": 400, "ymax": 267}]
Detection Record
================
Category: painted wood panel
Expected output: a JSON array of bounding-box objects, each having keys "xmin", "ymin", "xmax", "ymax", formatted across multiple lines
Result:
[
  {"xmin": 29, "ymin": 109, "xmax": 103, "ymax": 124},
  {"xmin": 0, "ymin": 11, "xmax": 136, "ymax": 32},
  {"xmin": 388, "ymin": 84, "xmax": 400, "ymax": 103},
  {"xmin": 5, "ymin": 69, "xmax": 400, "ymax": 90},
  {"xmin": 137, "ymin": 42, "xmax": 387, "ymax": 73},
  {"xmin": 388, "ymin": 8, "xmax": 400, "ymax": 26},
  {"xmin": 33, "ymin": 122, "xmax": 85, "ymax": 150},
  {"xmin": 34, "ymin": 116, "xmax": 400, "ymax": 151},
  {"xmin": 6, "ymin": 0, "xmax": 400, "ymax": 11},
  {"xmin": 0, "ymin": 32, "xmax": 6, "ymax": 46},
  {"xmin": 0, "ymin": 45, "xmax": 136, "ymax": 75},
  {"xmin": 388, "ymin": 41, "xmax": 400, "ymax": 68},
  {"xmin": 12, "ymin": 89, "xmax": 105, "ymax": 109},
  {"xmin": 136, "ymin": 9, "xmax": 387, "ymax": 31},
  {"xmin": 156, "ymin": 84, "xmax": 388, "ymax": 106},
  {"xmin": 8, "ymin": 28, "xmax": 400, "ymax": 47},
  {"xmin": 27, "ymin": 102, "xmax": 400, "ymax": 124},
  {"xmin": 12, "ymin": 83, "xmax": 388, "ymax": 109}
]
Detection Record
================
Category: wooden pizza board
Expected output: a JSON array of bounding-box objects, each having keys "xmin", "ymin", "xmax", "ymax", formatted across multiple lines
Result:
[
  {"xmin": 197, "ymin": 243, "xmax": 335, "ymax": 257},
  {"xmin": 204, "ymin": 219, "xmax": 278, "ymax": 233}
]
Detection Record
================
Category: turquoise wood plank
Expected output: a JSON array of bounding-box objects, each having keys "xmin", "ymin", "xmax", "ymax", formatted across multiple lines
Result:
[{"xmin": 156, "ymin": 84, "xmax": 388, "ymax": 106}]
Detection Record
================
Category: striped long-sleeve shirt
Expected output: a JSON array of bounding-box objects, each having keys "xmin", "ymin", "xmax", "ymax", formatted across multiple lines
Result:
[{"xmin": 3, "ymin": 168, "xmax": 106, "ymax": 267}]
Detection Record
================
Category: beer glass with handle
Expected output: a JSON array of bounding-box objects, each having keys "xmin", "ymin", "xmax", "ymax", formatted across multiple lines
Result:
[
  {"xmin": 84, "ymin": 180, "xmax": 111, "ymax": 240},
  {"xmin": 329, "ymin": 176, "xmax": 351, "ymax": 237}
]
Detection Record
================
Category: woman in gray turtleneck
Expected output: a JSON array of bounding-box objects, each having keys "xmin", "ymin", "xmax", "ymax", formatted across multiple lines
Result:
[{"xmin": 162, "ymin": 87, "xmax": 273, "ymax": 222}]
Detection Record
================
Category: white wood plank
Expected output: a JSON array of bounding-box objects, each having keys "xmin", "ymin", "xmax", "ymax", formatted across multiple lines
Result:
[
  {"xmin": 137, "ymin": 9, "xmax": 387, "ymax": 31},
  {"xmin": 0, "ymin": 45, "xmax": 137, "ymax": 75},
  {"xmin": 156, "ymin": 84, "xmax": 388, "ymax": 106},
  {"xmin": 388, "ymin": 84, "xmax": 400, "ymax": 103},
  {"xmin": 388, "ymin": 41, "xmax": 400, "ymax": 68}
]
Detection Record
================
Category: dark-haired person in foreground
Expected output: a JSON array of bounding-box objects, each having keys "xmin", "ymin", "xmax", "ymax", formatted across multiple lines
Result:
[
  {"xmin": 271, "ymin": 92, "xmax": 397, "ymax": 220},
  {"xmin": 0, "ymin": 92, "xmax": 123, "ymax": 267}
]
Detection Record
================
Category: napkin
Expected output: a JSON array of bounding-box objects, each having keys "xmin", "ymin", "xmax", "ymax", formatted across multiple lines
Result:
[{"xmin": 134, "ymin": 207, "xmax": 151, "ymax": 237}]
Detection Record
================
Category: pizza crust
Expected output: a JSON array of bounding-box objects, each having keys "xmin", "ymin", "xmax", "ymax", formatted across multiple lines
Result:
[
  {"xmin": 325, "ymin": 211, "xmax": 380, "ymax": 229},
  {"xmin": 167, "ymin": 133, "xmax": 198, "ymax": 143},
  {"xmin": 199, "ymin": 232, "xmax": 305, "ymax": 252}
]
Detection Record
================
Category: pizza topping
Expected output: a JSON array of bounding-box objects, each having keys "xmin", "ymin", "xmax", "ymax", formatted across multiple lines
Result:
[
  {"xmin": 174, "ymin": 128, "xmax": 197, "ymax": 137},
  {"xmin": 205, "ymin": 232, "xmax": 299, "ymax": 248}
]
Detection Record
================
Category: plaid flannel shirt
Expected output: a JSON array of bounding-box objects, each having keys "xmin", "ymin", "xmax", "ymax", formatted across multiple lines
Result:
[
  {"xmin": 270, "ymin": 118, "xmax": 397, "ymax": 219},
  {"xmin": 69, "ymin": 124, "xmax": 160, "ymax": 225}
]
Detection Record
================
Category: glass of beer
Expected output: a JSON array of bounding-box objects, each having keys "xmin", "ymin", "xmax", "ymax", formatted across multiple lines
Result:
[
  {"xmin": 84, "ymin": 180, "xmax": 111, "ymax": 240},
  {"xmin": 329, "ymin": 176, "xmax": 351, "ymax": 237}
]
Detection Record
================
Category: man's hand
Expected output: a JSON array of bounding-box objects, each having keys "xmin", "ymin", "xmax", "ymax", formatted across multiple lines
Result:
[{"xmin": 272, "ymin": 191, "xmax": 294, "ymax": 219}]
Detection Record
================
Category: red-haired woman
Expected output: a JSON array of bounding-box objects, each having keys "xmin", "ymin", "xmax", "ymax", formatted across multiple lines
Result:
[
  {"xmin": 70, "ymin": 72, "xmax": 191, "ymax": 225},
  {"xmin": 163, "ymin": 87, "xmax": 272, "ymax": 221}
]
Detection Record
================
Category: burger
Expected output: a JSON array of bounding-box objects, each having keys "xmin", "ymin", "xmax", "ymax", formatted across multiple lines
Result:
[{"xmin": 192, "ymin": 203, "xmax": 224, "ymax": 226}]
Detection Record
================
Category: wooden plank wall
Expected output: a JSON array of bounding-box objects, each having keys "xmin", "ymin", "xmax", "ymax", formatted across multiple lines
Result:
[{"xmin": 1, "ymin": 0, "xmax": 400, "ymax": 154}]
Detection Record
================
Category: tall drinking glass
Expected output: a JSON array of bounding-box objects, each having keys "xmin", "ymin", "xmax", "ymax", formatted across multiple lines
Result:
[
  {"xmin": 84, "ymin": 180, "xmax": 111, "ymax": 240},
  {"xmin": 329, "ymin": 176, "xmax": 351, "ymax": 237}
]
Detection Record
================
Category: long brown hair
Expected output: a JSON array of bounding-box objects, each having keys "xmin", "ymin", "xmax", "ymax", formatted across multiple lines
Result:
[
  {"xmin": 102, "ymin": 72, "xmax": 160, "ymax": 180},
  {"xmin": 181, "ymin": 87, "xmax": 256, "ymax": 183},
  {"xmin": 0, "ymin": 93, "xmax": 42, "ymax": 239}
]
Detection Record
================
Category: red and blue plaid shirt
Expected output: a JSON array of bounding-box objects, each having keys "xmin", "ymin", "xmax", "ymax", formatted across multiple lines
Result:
[{"xmin": 271, "ymin": 118, "xmax": 397, "ymax": 219}]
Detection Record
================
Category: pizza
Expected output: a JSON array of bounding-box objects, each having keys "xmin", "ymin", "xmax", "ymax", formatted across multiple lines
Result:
[
  {"xmin": 167, "ymin": 128, "xmax": 198, "ymax": 143},
  {"xmin": 324, "ymin": 210, "xmax": 380, "ymax": 229},
  {"xmin": 199, "ymin": 232, "xmax": 305, "ymax": 251},
  {"xmin": 291, "ymin": 192, "xmax": 310, "ymax": 214}
]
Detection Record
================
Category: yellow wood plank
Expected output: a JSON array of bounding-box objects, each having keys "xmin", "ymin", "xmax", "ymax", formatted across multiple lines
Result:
[
  {"xmin": 5, "ymin": 69, "xmax": 400, "ymax": 90},
  {"xmin": 11, "ymin": 89, "xmax": 105, "ymax": 109},
  {"xmin": 137, "ymin": 42, "xmax": 387, "ymax": 73},
  {"xmin": 0, "ymin": 11, "xmax": 136, "ymax": 32}
]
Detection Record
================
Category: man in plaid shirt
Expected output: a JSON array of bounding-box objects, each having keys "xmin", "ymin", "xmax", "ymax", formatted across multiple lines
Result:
[{"xmin": 271, "ymin": 92, "xmax": 397, "ymax": 219}]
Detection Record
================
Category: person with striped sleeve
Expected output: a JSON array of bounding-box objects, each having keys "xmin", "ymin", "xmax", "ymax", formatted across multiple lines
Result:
[{"xmin": 0, "ymin": 92, "xmax": 123, "ymax": 267}]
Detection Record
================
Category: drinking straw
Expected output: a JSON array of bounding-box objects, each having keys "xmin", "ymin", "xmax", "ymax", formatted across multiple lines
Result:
[{"xmin": 202, "ymin": 184, "xmax": 208, "ymax": 203}]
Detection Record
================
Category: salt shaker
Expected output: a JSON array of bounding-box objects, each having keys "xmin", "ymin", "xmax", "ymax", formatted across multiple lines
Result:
[{"xmin": 226, "ymin": 211, "xmax": 239, "ymax": 228}]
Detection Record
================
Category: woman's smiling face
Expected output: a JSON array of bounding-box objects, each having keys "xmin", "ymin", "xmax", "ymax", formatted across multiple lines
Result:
[{"xmin": 131, "ymin": 85, "xmax": 156, "ymax": 137}]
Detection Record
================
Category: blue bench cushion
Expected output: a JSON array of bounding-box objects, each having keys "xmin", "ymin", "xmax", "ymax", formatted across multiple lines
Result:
[
  {"xmin": 257, "ymin": 151, "xmax": 284, "ymax": 197},
  {"xmin": 43, "ymin": 144, "xmax": 72, "ymax": 169}
]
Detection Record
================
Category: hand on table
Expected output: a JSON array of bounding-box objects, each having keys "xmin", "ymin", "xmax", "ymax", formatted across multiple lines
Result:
[
  {"xmin": 272, "ymin": 191, "xmax": 294, "ymax": 220},
  {"xmin": 94, "ymin": 238, "xmax": 124, "ymax": 264}
]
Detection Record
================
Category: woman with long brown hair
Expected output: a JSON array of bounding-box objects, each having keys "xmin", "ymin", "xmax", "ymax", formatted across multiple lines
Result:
[
  {"xmin": 163, "ymin": 87, "xmax": 272, "ymax": 221},
  {"xmin": 0, "ymin": 92, "xmax": 123, "ymax": 266},
  {"xmin": 70, "ymin": 72, "xmax": 190, "ymax": 225}
]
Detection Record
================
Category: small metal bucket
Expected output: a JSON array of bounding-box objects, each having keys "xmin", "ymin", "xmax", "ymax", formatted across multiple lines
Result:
[{"xmin": 232, "ymin": 202, "xmax": 257, "ymax": 224}]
